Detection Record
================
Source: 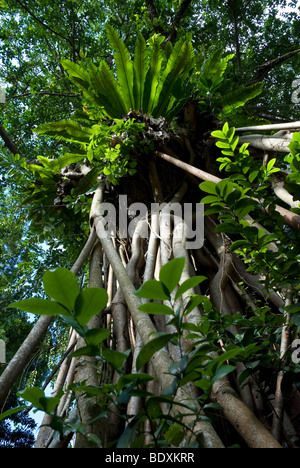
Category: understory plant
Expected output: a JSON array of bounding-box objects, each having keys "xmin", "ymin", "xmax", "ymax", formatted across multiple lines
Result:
[{"xmin": 4, "ymin": 253, "xmax": 298, "ymax": 448}]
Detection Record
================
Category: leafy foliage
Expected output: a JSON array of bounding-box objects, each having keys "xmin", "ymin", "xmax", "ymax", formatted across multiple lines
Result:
[
  {"xmin": 7, "ymin": 258, "xmax": 299, "ymax": 448},
  {"xmin": 193, "ymin": 47, "xmax": 264, "ymax": 123},
  {"xmin": 201, "ymin": 123, "xmax": 300, "ymax": 327}
]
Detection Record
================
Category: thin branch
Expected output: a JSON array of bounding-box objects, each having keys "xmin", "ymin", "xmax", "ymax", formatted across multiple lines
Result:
[
  {"xmin": 145, "ymin": 0, "xmax": 159, "ymax": 22},
  {"xmin": 144, "ymin": 0, "xmax": 167, "ymax": 35},
  {"xmin": 250, "ymin": 48, "xmax": 300, "ymax": 83},
  {"xmin": 14, "ymin": 0, "xmax": 73, "ymax": 47},
  {"xmin": 166, "ymin": 0, "xmax": 195, "ymax": 43},
  {"xmin": 228, "ymin": 0, "xmax": 241, "ymax": 72},
  {"xmin": 8, "ymin": 91, "xmax": 80, "ymax": 100}
]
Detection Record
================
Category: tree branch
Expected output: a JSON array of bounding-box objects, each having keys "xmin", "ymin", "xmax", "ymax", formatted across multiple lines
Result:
[
  {"xmin": 228, "ymin": 0, "xmax": 241, "ymax": 72},
  {"xmin": 154, "ymin": 149, "xmax": 300, "ymax": 232},
  {"xmin": 145, "ymin": 0, "xmax": 159, "ymax": 22},
  {"xmin": 145, "ymin": 0, "xmax": 195, "ymax": 42},
  {"xmin": 166, "ymin": 0, "xmax": 195, "ymax": 43},
  {"xmin": 250, "ymin": 48, "xmax": 300, "ymax": 83},
  {"xmin": 14, "ymin": 0, "xmax": 73, "ymax": 47},
  {"xmin": 0, "ymin": 122, "xmax": 22, "ymax": 156},
  {"xmin": 8, "ymin": 91, "xmax": 79, "ymax": 100}
]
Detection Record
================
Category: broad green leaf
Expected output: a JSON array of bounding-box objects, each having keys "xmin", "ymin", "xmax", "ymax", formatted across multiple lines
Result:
[
  {"xmin": 61, "ymin": 59, "xmax": 91, "ymax": 88},
  {"xmin": 34, "ymin": 120, "xmax": 93, "ymax": 144},
  {"xmin": 211, "ymin": 364, "xmax": 236, "ymax": 383},
  {"xmin": 106, "ymin": 24, "xmax": 134, "ymax": 110},
  {"xmin": 152, "ymin": 38, "xmax": 194, "ymax": 117},
  {"xmin": 98, "ymin": 60, "xmax": 128, "ymax": 117},
  {"xmin": 159, "ymin": 257, "xmax": 185, "ymax": 294},
  {"xmin": 134, "ymin": 280, "xmax": 170, "ymax": 300},
  {"xmin": 164, "ymin": 424, "xmax": 185, "ymax": 447},
  {"xmin": 117, "ymin": 373, "xmax": 155, "ymax": 390},
  {"xmin": 201, "ymin": 195, "xmax": 220, "ymax": 204},
  {"xmin": 74, "ymin": 288, "xmax": 108, "ymax": 327},
  {"xmin": 43, "ymin": 268, "xmax": 80, "ymax": 312},
  {"xmin": 175, "ymin": 276, "xmax": 207, "ymax": 301},
  {"xmin": 136, "ymin": 333, "xmax": 175, "ymax": 371},
  {"xmin": 84, "ymin": 328, "xmax": 110, "ymax": 346},
  {"xmin": 116, "ymin": 418, "xmax": 140, "ymax": 448},
  {"xmin": 133, "ymin": 33, "xmax": 147, "ymax": 110},
  {"xmin": 138, "ymin": 303, "xmax": 174, "ymax": 315},
  {"xmin": 194, "ymin": 379, "xmax": 212, "ymax": 391},
  {"xmin": 88, "ymin": 62, "xmax": 126, "ymax": 117},
  {"xmin": 70, "ymin": 345, "xmax": 99, "ymax": 358},
  {"xmin": 211, "ymin": 130, "xmax": 226, "ymax": 139},
  {"xmin": 102, "ymin": 348, "xmax": 129, "ymax": 369},
  {"xmin": 7, "ymin": 298, "xmax": 71, "ymax": 317},
  {"xmin": 143, "ymin": 37, "xmax": 164, "ymax": 113},
  {"xmin": 199, "ymin": 180, "xmax": 217, "ymax": 194},
  {"xmin": 17, "ymin": 387, "xmax": 60, "ymax": 414},
  {"xmin": 221, "ymin": 83, "xmax": 263, "ymax": 115},
  {"xmin": 0, "ymin": 406, "xmax": 27, "ymax": 422}
]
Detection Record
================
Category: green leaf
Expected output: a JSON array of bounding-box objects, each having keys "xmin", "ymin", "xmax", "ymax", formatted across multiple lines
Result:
[
  {"xmin": 194, "ymin": 379, "xmax": 212, "ymax": 391},
  {"xmin": 136, "ymin": 333, "xmax": 175, "ymax": 371},
  {"xmin": 152, "ymin": 37, "xmax": 194, "ymax": 117},
  {"xmin": 17, "ymin": 387, "xmax": 60, "ymax": 414},
  {"xmin": 138, "ymin": 303, "xmax": 174, "ymax": 315},
  {"xmin": 201, "ymin": 195, "xmax": 220, "ymax": 204},
  {"xmin": 0, "ymin": 406, "xmax": 27, "ymax": 422},
  {"xmin": 43, "ymin": 268, "xmax": 80, "ymax": 312},
  {"xmin": 143, "ymin": 36, "xmax": 164, "ymax": 113},
  {"xmin": 7, "ymin": 298, "xmax": 71, "ymax": 317},
  {"xmin": 70, "ymin": 345, "xmax": 99, "ymax": 358},
  {"xmin": 102, "ymin": 348, "xmax": 129, "ymax": 370},
  {"xmin": 175, "ymin": 276, "xmax": 207, "ymax": 301},
  {"xmin": 211, "ymin": 364, "xmax": 236, "ymax": 383},
  {"xmin": 98, "ymin": 60, "xmax": 128, "ymax": 117},
  {"xmin": 199, "ymin": 180, "xmax": 217, "ymax": 194},
  {"xmin": 159, "ymin": 257, "xmax": 185, "ymax": 294},
  {"xmin": 211, "ymin": 130, "xmax": 226, "ymax": 139},
  {"xmin": 74, "ymin": 288, "xmax": 108, "ymax": 327},
  {"xmin": 106, "ymin": 24, "xmax": 134, "ymax": 110},
  {"xmin": 134, "ymin": 280, "xmax": 170, "ymax": 300},
  {"xmin": 84, "ymin": 328, "xmax": 110, "ymax": 346},
  {"xmin": 34, "ymin": 120, "xmax": 93, "ymax": 144},
  {"xmin": 133, "ymin": 33, "xmax": 147, "ymax": 110},
  {"xmin": 164, "ymin": 424, "xmax": 185, "ymax": 447}
]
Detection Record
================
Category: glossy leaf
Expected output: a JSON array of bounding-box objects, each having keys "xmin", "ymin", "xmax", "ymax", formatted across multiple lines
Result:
[
  {"xmin": 175, "ymin": 276, "xmax": 207, "ymax": 301},
  {"xmin": 138, "ymin": 303, "xmax": 174, "ymax": 315},
  {"xmin": 74, "ymin": 288, "xmax": 108, "ymax": 327},
  {"xmin": 7, "ymin": 297, "xmax": 71, "ymax": 317},
  {"xmin": 159, "ymin": 257, "xmax": 185, "ymax": 294},
  {"xmin": 136, "ymin": 333, "xmax": 175, "ymax": 371},
  {"xmin": 134, "ymin": 280, "xmax": 170, "ymax": 300}
]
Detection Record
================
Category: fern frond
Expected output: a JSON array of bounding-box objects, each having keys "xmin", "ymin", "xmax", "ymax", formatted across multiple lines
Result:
[
  {"xmin": 34, "ymin": 120, "xmax": 93, "ymax": 144},
  {"xmin": 106, "ymin": 25, "xmax": 135, "ymax": 111},
  {"xmin": 97, "ymin": 61, "xmax": 128, "ymax": 118},
  {"xmin": 152, "ymin": 38, "xmax": 194, "ymax": 118},
  {"xmin": 133, "ymin": 33, "xmax": 147, "ymax": 111},
  {"xmin": 219, "ymin": 82, "xmax": 263, "ymax": 116},
  {"xmin": 143, "ymin": 36, "xmax": 164, "ymax": 113},
  {"xmin": 61, "ymin": 59, "xmax": 91, "ymax": 90},
  {"xmin": 51, "ymin": 153, "xmax": 86, "ymax": 172}
]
